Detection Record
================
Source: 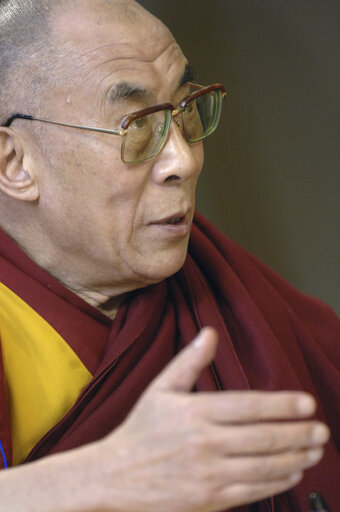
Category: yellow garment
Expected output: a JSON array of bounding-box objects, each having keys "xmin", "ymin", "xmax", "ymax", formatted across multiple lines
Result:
[{"xmin": 0, "ymin": 282, "xmax": 92, "ymax": 465}]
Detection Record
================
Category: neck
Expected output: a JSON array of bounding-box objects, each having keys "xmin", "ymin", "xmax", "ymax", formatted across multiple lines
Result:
[
  {"xmin": 65, "ymin": 285, "xmax": 126, "ymax": 320},
  {"xmin": 0, "ymin": 211, "xmax": 127, "ymax": 320}
]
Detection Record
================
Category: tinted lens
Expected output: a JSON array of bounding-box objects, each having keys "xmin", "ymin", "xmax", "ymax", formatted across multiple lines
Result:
[
  {"xmin": 183, "ymin": 89, "xmax": 223, "ymax": 143},
  {"xmin": 122, "ymin": 109, "xmax": 171, "ymax": 164}
]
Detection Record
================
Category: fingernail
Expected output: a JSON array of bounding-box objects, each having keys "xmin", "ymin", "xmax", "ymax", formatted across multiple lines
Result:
[
  {"xmin": 297, "ymin": 395, "xmax": 315, "ymax": 415},
  {"xmin": 193, "ymin": 330, "xmax": 206, "ymax": 347},
  {"xmin": 312, "ymin": 425, "xmax": 329, "ymax": 444},
  {"xmin": 290, "ymin": 472, "xmax": 302, "ymax": 484},
  {"xmin": 308, "ymin": 448, "xmax": 323, "ymax": 464}
]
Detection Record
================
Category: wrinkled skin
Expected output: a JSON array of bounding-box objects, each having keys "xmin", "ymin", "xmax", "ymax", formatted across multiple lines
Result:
[
  {"xmin": 0, "ymin": 2, "xmax": 330, "ymax": 511},
  {"xmin": 0, "ymin": 329, "xmax": 329, "ymax": 511}
]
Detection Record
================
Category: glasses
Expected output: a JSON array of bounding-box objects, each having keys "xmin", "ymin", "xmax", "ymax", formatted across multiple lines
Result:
[{"xmin": 4, "ymin": 83, "xmax": 226, "ymax": 165}]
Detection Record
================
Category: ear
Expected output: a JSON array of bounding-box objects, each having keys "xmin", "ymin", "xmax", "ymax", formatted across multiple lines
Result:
[{"xmin": 0, "ymin": 127, "xmax": 40, "ymax": 201}]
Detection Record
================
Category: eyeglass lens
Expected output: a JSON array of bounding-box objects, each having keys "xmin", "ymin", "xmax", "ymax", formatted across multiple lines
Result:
[
  {"xmin": 122, "ymin": 88, "xmax": 223, "ymax": 164},
  {"xmin": 184, "ymin": 89, "xmax": 223, "ymax": 143},
  {"xmin": 122, "ymin": 109, "xmax": 172, "ymax": 164}
]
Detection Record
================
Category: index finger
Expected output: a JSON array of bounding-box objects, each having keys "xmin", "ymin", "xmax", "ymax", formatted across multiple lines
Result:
[{"xmin": 192, "ymin": 391, "xmax": 316, "ymax": 423}]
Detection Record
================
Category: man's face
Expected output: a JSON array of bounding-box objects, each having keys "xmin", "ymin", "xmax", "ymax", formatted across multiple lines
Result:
[{"xmin": 32, "ymin": 2, "xmax": 204, "ymax": 296}]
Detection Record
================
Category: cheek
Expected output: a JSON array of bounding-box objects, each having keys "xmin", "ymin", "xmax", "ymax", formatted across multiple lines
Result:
[
  {"xmin": 194, "ymin": 143, "xmax": 204, "ymax": 177},
  {"xmin": 37, "ymin": 131, "xmax": 121, "ymax": 201}
]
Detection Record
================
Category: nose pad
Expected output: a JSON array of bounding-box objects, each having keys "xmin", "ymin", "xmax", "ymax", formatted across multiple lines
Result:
[
  {"xmin": 172, "ymin": 111, "xmax": 185, "ymax": 134},
  {"xmin": 173, "ymin": 117, "xmax": 182, "ymax": 129},
  {"xmin": 151, "ymin": 119, "xmax": 202, "ymax": 185}
]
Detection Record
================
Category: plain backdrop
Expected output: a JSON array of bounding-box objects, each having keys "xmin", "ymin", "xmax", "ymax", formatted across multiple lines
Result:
[{"xmin": 139, "ymin": 0, "xmax": 339, "ymax": 315}]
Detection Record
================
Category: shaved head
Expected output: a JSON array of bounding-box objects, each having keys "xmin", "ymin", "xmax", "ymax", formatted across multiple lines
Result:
[
  {"xmin": 0, "ymin": 0, "xmax": 146, "ymax": 124},
  {"xmin": 0, "ymin": 0, "xmax": 202, "ymax": 301}
]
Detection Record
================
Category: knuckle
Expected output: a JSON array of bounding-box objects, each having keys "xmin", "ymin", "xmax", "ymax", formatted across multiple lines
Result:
[
  {"xmin": 254, "ymin": 457, "xmax": 273, "ymax": 479},
  {"xmin": 177, "ymin": 396, "xmax": 202, "ymax": 425},
  {"xmin": 187, "ymin": 430, "xmax": 209, "ymax": 457},
  {"xmin": 224, "ymin": 483, "xmax": 261, "ymax": 508},
  {"xmin": 242, "ymin": 395, "xmax": 262, "ymax": 421},
  {"xmin": 198, "ymin": 485, "xmax": 216, "ymax": 507},
  {"xmin": 260, "ymin": 428, "xmax": 277, "ymax": 452},
  {"xmin": 185, "ymin": 473, "xmax": 217, "ymax": 508}
]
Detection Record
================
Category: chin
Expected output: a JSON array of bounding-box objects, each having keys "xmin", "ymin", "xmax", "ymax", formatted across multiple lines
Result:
[{"xmin": 133, "ymin": 246, "xmax": 188, "ymax": 285}]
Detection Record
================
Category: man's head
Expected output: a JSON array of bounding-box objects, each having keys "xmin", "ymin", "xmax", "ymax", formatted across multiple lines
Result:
[{"xmin": 0, "ymin": 0, "xmax": 206, "ymax": 304}]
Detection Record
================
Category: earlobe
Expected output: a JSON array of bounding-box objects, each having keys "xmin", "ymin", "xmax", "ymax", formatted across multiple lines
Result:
[{"xmin": 0, "ymin": 128, "xmax": 40, "ymax": 201}]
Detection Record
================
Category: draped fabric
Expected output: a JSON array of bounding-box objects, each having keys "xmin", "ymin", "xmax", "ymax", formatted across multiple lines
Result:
[
  {"xmin": 0, "ymin": 281, "xmax": 93, "ymax": 465},
  {"xmin": 0, "ymin": 211, "xmax": 339, "ymax": 511}
]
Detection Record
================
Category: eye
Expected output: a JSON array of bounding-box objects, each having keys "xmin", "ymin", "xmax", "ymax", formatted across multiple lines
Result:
[
  {"xmin": 185, "ymin": 100, "xmax": 199, "ymax": 119},
  {"xmin": 186, "ymin": 102, "xmax": 195, "ymax": 114},
  {"xmin": 131, "ymin": 116, "xmax": 149, "ymax": 129}
]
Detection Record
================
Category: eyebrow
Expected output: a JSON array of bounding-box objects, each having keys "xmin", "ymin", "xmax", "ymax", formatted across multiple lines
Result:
[
  {"xmin": 178, "ymin": 64, "xmax": 196, "ymax": 87},
  {"xmin": 107, "ymin": 64, "xmax": 197, "ymax": 104},
  {"xmin": 107, "ymin": 82, "xmax": 149, "ymax": 103}
]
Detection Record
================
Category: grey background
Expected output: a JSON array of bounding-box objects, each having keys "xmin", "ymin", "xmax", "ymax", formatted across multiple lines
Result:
[{"xmin": 139, "ymin": 0, "xmax": 339, "ymax": 315}]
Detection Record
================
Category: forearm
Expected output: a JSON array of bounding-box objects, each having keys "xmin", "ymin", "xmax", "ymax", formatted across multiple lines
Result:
[
  {"xmin": 0, "ymin": 441, "xmax": 112, "ymax": 512},
  {"xmin": 0, "ymin": 331, "xmax": 330, "ymax": 512}
]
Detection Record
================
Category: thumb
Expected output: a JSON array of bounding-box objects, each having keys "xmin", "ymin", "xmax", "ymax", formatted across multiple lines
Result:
[{"xmin": 151, "ymin": 327, "xmax": 218, "ymax": 393}]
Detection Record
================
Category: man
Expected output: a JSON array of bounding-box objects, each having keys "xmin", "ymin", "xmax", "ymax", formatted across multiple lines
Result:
[{"xmin": 0, "ymin": 0, "xmax": 339, "ymax": 510}]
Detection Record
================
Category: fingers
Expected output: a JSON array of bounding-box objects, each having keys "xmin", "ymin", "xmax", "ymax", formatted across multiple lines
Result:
[
  {"xmin": 126, "ymin": 326, "xmax": 328, "ymax": 511},
  {"xmin": 210, "ymin": 421, "xmax": 330, "ymax": 456},
  {"xmin": 151, "ymin": 327, "xmax": 218, "ymax": 392},
  {"xmin": 201, "ymin": 447, "xmax": 324, "ymax": 509},
  {"xmin": 215, "ymin": 473, "xmax": 303, "ymax": 510},
  {"xmin": 148, "ymin": 327, "xmax": 316, "ymax": 428},
  {"xmin": 194, "ymin": 390, "xmax": 317, "ymax": 423},
  {"xmin": 212, "ymin": 447, "xmax": 324, "ymax": 485}
]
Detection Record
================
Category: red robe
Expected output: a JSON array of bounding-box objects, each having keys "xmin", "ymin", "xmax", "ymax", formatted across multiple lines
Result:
[{"xmin": 0, "ymin": 212, "xmax": 339, "ymax": 511}]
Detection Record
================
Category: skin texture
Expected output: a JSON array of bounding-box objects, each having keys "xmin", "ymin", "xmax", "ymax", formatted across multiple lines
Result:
[
  {"xmin": 0, "ymin": 1, "xmax": 331, "ymax": 510},
  {"xmin": 0, "ymin": 0, "xmax": 203, "ymax": 312},
  {"xmin": 0, "ymin": 329, "xmax": 330, "ymax": 512}
]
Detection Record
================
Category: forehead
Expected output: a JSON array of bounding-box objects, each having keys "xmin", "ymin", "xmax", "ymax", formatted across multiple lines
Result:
[{"xmin": 51, "ymin": 2, "xmax": 188, "ymax": 100}]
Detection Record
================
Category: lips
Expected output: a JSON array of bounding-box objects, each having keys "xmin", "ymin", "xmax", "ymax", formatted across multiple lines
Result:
[
  {"xmin": 149, "ymin": 210, "xmax": 192, "ymax": 237},
  {"xmin": 166, "ymin": 217, "xmax": 184, "ymax": 225},
  {"xmin": 152, "ymin": 211, "xmax": 188, "ymax": 225}
]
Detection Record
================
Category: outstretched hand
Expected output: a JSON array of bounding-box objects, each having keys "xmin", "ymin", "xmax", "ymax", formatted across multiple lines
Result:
[{"xmin": 97, "ymin": 327, "xmax": 329, "ymax": 512}]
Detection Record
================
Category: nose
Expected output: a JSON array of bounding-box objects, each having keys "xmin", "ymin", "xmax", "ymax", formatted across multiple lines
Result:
[{"xmin": 151, "ymin": 120, "xmax": 203, "ymax": 184}]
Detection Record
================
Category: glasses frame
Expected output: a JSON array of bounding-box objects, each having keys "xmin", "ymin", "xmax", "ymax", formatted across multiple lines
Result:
[{"xmin": 3, "ymin": 83, "xmax": 226, "ymax": 164}]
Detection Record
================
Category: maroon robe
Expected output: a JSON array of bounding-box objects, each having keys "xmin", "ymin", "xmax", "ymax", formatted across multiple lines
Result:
[{"xmin": 0, "ymin": 211, "xmax": 339, "ymax": 511}]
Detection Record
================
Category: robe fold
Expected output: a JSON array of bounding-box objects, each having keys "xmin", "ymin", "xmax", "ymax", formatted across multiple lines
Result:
[{"xmin": 0, "ymin": 211, "xmax": 339, "ymax": 511}]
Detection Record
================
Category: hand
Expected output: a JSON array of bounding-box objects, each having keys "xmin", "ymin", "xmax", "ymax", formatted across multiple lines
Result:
[{"xmin": 94, "ymin": 327, "xmax": 329, "ymax": 512}]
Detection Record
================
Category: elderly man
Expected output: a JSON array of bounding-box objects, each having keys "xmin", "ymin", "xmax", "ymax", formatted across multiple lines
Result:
[{"xmin": 0, "ymin": 0, "xmax": 339, "ymax": 510}]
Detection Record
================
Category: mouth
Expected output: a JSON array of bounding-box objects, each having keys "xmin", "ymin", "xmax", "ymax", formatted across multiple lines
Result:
[
  {"xmin": 150, "ymin": 210, "xmax": 192, "ymax": 236},
  {"xmin": 152, "ymin": 211, "xmax": 188, "ymax": 225},
  {"xmin": 164, "ymin": 215, "xmax": 185, "ymax": 225}
]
